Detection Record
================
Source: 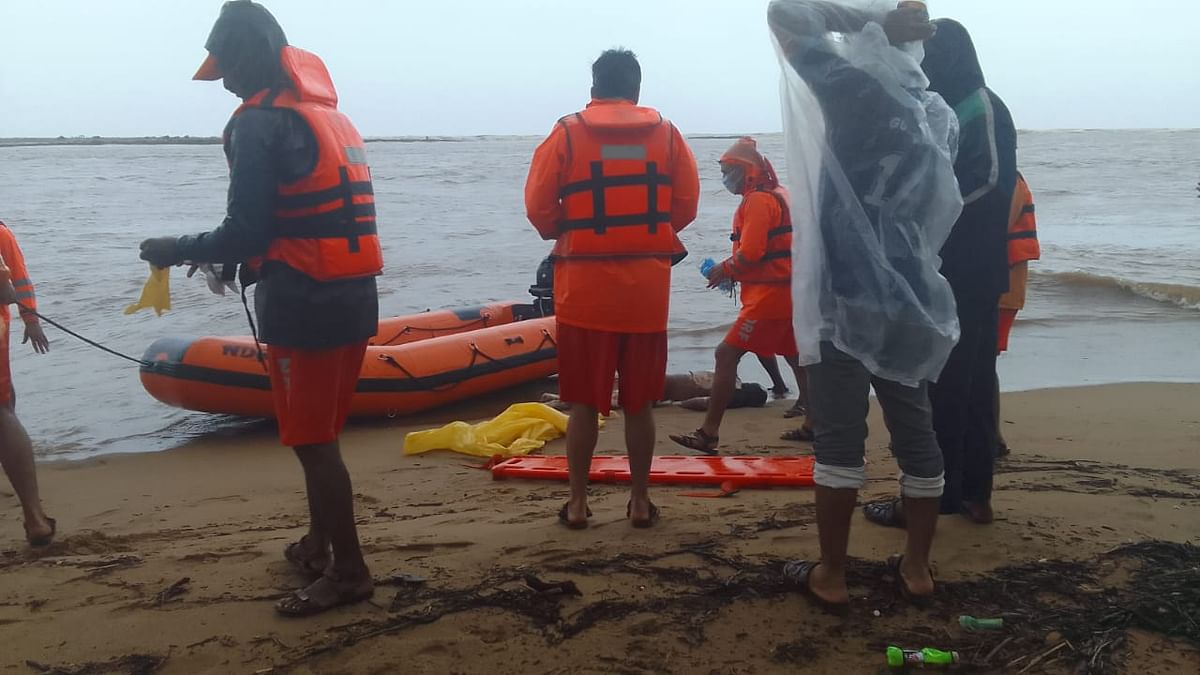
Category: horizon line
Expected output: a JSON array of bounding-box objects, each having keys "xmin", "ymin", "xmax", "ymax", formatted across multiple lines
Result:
[{"xmin": 2, "ymin": 127, "xmax": 1196, "ymax": 149}]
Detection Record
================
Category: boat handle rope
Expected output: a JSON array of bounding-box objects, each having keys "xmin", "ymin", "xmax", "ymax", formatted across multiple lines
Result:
[
  {"xmin": 375, "ymin": 315, "xmax": 491, "ymax": 347},
  {"xmin": 376, "ymin": 343, "xmax": 495, "ymax": 393}
]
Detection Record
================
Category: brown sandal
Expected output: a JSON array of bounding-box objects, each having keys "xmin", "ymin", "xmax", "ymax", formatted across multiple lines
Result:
[{"xmin": 669, "ymin": 428, "xmax": 719, "ymax": 455}]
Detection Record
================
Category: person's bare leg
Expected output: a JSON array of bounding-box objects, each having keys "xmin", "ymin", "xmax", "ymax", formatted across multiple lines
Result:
[
  {"xmin": 758, "ymin": 354, "xmax": 788, "ymax": 396},
  {"xmin": 566, "ymin": 405, "xmax": 599, "ymax": 524},
  {"xmin": 291, "ymin": 448, "xmax": 331, "ymax": 560},
  {"xmin": 0, "ymin": 407, "xmax": 51, "ymax": 540},
  {"xmin": 785, "ymin": 355, "xmax": 809, "ymax": 408},
  {"xmin": 900, "ymin": 496, "xmax": 938, "ymax": 596},
  {"xmin": 293, "ymin": 442, "xmax": 368, "ymax": 581},
  {"xmin": 701, "ymin": 343, "xmax": 746, "ymax": 437},
  {"xmin": 809, "ymin": 486, "xmax": 856, "ymax": 604},
  {"xmin": 625, "ymin": 404, "xmax": 655, "ymax": 522}
]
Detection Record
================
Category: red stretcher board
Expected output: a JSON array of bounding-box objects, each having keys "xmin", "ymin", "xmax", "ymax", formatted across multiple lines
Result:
[{"xmin": 491, "ymin": 455, "xmax": 814, "ymax": 488}]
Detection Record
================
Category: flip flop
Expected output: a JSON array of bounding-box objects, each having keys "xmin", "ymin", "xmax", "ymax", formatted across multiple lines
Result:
[
  {"xmin": 863, "ymin": 498, "xmax": 906, "ymax": 529},
  {"xmin": 886, "ymin": 554, "xmax": 935, "ymax": 607},
  {"xmin": 284, "ymin": 536, "xmax": 331, "ymax": 578},
  {"xmin": 770, "ymin": 385, "xmax": 790, "ymax": 401},
  {"xmin": 26, "ymin": 517, "xmax": 57, "ymax": 548},
  {"xmin": 627, "ymin": 501, "xmax": 660, "ymax": 529},
  {"xmin": 557, "ymin": 503, "xmax": 592, "ymax": 530},
  {"xmin": 783, "ymin": 402, "xmax": 807, "ymax": 419},
  {"xmin": 780, "ymin": 426, "xmax": 814, "ymax": 442},
  {"xmin": 274, "ymin": 573, "xmax": 375, "ymax": 618},
  {"xmin": 782, "ymin": 560, "xmax": 849, "ymax": 616},
  {"xmin": 669, "ymin": 428, "xmax": 719, "ymax": 456}
]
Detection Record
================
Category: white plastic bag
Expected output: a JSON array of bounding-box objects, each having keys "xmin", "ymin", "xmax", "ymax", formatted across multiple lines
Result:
[{"xmin": 769, "ymin": 0, "xmax": 963, "ymax": 385}]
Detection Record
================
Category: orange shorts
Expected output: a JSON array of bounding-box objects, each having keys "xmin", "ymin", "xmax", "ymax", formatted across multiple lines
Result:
[
  {"xmin": 267, "ymin": 341, "xmax": 367, "ymax": 447},
  {"xmin": 997, "ymin": 309, "xmax": 1018, "ymax": 353},
  {"xmin": 556, "ymin": 322, "xmax": 667, "ymax": 416},
  {"xmin": 724, "ymin": 316, "xmax": 798, "ymax": 358},
  {"xmin": 0, "ymin": 320, "xmax": 11, "ymax": 407}
]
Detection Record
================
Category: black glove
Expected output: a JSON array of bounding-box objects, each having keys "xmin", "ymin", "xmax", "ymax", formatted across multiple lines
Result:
[{"xmin": 139, "ymin": 237, "xmax": 183, "ymax": 268}]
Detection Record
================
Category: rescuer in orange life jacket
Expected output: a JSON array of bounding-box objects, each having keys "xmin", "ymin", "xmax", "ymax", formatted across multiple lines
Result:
[
  {"xmin": 139, "ymin": 0, "xmax": 382, "ymax": 617},
  {"xmin": 670, "ymin": 137, "xmax": 808, "ymax": 455},
  {"xmin": 525, "ymin": 48, "xmax": 701, "ymax": 530}
]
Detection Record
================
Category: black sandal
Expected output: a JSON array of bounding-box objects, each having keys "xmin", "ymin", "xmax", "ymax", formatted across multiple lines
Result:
[
  {"xmin": 274, "ymin": 572, "xmax": 375, "ymax": 618},
  {"xmin": 783, "ymin": 402, "xmax": 808, "ymax": 419},
  {"xmin": 26, "ymin": 517, "xmax": 57, "ymax": 548},
  {"xmin": 782, "ymin": 560, "xmax": 849, "ymax": 616},
  {"xmin": 863, "ymin": 498, "xmax": 906, "ymax": 529},
  {"xmin": 886, "ymin": 554, "xmax": 935, "ymax": 607},
  {"xmin": 627, "ymin": 501, "xmax": 660, "ymax": 529},
  {"xmin": 780, "ymin": 426, "xmax": 814, "ymax": 442},
  {"xmin": 669, "ymin": 428, "xmax": 719, "ymax": 455},
  {"xmin": 557, "ymin": 503, "xmax": 592, "ymax": 530},
  {"xmin": 284, "ymin": 535, "xmax": 331, "ymax": 578}
]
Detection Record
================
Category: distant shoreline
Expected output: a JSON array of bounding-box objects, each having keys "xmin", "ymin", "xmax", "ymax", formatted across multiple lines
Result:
[
  {"xmin": 2, "ymin": 128, "xmax": 1192, "ymax": 149},
  {"xmin": 0, "ymin": 136, "xmax": 479, "ymax": 148}
]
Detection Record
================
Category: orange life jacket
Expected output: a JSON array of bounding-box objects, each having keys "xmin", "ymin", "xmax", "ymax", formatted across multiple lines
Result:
[
  {"xmin": 0, "ymin": 222, "xmax": 37, "ymax": 321},
  {"xmin": 1006, "ymin": 173, "xmax": 1039, "ymax": 267},
  {"xmin": 729, "ymin": 188, "xmax": 793, "ymax": 284},
  {"xmin": 225, "ymin": 46, "xmax": 383, "ymax": 283},
  {"xmin": 552, "ymin": 104, "xmax": 685, "ymax": 261},
  {"xmin": 1000, "ymin": 173, "xmax": 1039, "ymax": 311}
]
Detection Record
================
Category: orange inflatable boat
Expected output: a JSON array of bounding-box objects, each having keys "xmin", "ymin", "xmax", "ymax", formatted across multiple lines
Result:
[{"xmin": 140, "ymin": 301, "xmax": 557, "ymax": 418}]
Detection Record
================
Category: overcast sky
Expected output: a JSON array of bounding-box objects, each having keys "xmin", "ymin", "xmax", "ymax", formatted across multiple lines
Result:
[{"xmin": 2, "ymin": 1, "xmax": 1197, "ymax": 137}]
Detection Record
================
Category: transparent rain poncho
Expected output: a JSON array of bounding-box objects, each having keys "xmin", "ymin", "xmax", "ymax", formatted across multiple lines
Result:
[{"xmin": 769, "ymin": 0, "xmax": 963, "ymax": 385}]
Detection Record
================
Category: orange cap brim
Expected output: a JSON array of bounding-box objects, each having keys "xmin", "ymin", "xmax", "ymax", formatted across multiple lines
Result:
[{"xmin": 192, "ymin": 52, "xmax": 222, "ymax": 81}]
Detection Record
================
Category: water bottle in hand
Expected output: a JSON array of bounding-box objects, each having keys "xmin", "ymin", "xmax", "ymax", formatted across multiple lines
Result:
[{"xmin": 700, "ymin": 258, "xmax": 733, "ymax": 293}]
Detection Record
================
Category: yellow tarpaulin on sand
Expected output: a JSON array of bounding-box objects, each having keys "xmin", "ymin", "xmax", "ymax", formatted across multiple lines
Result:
[
  {"xmin": 124, "ymin": 265, "xmax": 171, "ymax": 316},
  {"xmin": 404, "ymin": 402, "xmax": 599, "ymax": 459}
]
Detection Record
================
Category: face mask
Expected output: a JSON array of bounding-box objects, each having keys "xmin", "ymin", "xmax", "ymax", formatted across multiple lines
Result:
[{"xmin": 722, "ymin": 167, "xmax": 744, "ymax": 194}]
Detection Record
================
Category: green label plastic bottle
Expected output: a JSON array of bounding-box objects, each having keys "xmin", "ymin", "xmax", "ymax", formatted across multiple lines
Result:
[{"xmin": 887, "ymin": 646, "xmax": 960, "ymax": 669}]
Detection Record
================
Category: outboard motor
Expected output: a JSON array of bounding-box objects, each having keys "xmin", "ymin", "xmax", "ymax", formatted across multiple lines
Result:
[{"xmin": 528, "ymin": 256, "xmax": 554, "ymax": 317}]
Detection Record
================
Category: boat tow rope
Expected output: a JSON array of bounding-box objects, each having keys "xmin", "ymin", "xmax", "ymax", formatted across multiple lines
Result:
[{"xmin": 18, "ymin": 304, "xmax": 151, "ymax": 367}]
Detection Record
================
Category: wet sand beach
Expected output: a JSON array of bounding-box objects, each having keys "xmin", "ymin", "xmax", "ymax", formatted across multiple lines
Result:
[{"xmin": 1, "ymin": 382, "xmax": 1197, "ymax": 674}]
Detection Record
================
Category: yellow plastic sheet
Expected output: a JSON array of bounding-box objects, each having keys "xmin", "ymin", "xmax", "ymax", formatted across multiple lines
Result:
[
  {"xmin": 403, "ymin": 402, "xmax": 597, "ymax": 458},
  {"xmin": 124, "ymin": 265, "xmax": 171, "ymax": 316}
]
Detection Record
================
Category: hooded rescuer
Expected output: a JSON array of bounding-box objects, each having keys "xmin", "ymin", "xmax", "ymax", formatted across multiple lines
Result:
[{"xmin": 138, "ymin": 1, "xmax": 384, "ymax": 617}]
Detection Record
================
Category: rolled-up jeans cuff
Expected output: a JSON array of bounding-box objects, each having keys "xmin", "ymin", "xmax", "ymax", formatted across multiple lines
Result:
[
  {"xmin": 813, "ymin": 462, "xmax": 866, "ymax": 490},
  {"xmin": 899, "ymin": 472, "xmax": 945, "ymax": 499}
]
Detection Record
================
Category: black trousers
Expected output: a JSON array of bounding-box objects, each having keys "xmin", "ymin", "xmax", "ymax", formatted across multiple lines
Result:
[{"xmin": 930, "ymin": 294, "xmax": 1000, "ymax": 514}]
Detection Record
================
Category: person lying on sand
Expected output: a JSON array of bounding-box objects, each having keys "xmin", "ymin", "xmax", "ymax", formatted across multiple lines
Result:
[{"xmin": 542, "ymin": 371, "xmax": 769, "ymax": 413}]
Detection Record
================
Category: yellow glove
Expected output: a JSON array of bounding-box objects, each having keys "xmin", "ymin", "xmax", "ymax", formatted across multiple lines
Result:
[{"xmin": 124, "ymin": 265, "xmax": 172, "ymax": 316}]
